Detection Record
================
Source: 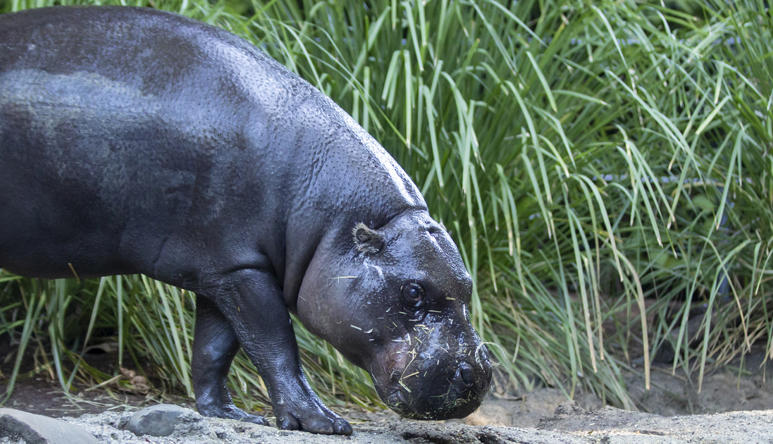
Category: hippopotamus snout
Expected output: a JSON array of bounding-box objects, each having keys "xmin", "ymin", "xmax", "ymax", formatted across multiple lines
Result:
[
  {"xmin": 374, "ymin": 322, "xmax": 492, "ymax": 420},
  {"xmin": 386, "ymin": 355, "xmax": 491, "ymax": 419}
]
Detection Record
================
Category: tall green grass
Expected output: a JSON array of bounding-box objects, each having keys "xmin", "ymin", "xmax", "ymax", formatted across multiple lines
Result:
[{"xmin": 1, "ymin": 0, "xmax": 772, "ymax": 412}]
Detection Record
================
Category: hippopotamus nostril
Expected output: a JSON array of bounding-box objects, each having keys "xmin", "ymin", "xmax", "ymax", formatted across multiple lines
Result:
[
  {"xmin": 413, "ymin": 352, "xmax": 434, "ymax": 372},
  {"xmin": 454, "ymin": 361, "xmax": 475, "ymax": 388}
]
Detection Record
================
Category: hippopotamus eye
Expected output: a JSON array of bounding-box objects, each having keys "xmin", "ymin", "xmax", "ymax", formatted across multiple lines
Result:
[{"xmin": 401, "ymin": 283, "xmax": 425, "ymax": 308}]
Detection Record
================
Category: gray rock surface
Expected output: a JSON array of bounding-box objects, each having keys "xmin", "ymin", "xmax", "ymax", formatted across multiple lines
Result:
[
  {"xmin": 0, "ymin": 408, "xmax": 97, "ymax": 444},
  {"xmin": 6, "ymin": 389, "xmax": 773, "ymax": 443},
  {"xmin": 125, "ymin": 404, "xmax": 202, "ymax": 437},
  {"xmin": 61, "ymin": 404, "xmax": 773, "ymax": 443},
  {"xmin": 68, "ymin": 409, "xmax": 589, "ymax": 444}
]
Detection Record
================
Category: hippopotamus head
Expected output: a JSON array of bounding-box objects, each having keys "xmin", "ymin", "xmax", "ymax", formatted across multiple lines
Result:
[{"xmin": 297, "ymin": 210, "xmax": 492, "ymax": 419}]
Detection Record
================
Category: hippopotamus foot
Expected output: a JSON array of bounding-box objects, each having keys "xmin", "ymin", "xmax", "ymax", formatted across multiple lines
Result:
[
  {"xmin": 271, "ymin": 376, "xmax": 352, "ymax": 434},
  {"xmin": 198, "ymin": 402, "xmax": 269, "ymax": 425},
  {"xmin": 195, "ymin": 269, "xmax": 352, "ymax": 435},
  {"xmin": 196, "ymin": 402, "xmax": 269, "ymax": 425}
]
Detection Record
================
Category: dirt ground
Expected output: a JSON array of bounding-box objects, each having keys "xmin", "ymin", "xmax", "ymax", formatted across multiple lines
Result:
[
  {"xmin": 2, "ymin": 348, "xmax": 773, "ymax": 442},
  {"xmin": 3, "ymin": 388, "xmax": 768, "ymax": 443},
  {"xmin": 2, "ymin": 361, "xmax": 773, "ymax": 443}
]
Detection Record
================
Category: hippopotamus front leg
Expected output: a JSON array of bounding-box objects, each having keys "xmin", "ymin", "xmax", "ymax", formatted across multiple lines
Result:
[
  {"xmin": 192, "ymin": 297, "xmax": 268, "ymax": 425},
  {"xmin": 196, "ymin": 268, "xmax": 352, "ymax": 435}
]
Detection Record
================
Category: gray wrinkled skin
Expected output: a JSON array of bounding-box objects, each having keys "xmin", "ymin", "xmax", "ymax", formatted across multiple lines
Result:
[{"xmin": 0, "ymin": 6, "xmax": 492, "ymax": 435}]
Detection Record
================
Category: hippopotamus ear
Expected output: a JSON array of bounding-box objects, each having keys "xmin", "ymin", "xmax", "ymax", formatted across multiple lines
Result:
[{"xmin": 353, "ymin": 222, "xmax": 385, "ymax": 254}]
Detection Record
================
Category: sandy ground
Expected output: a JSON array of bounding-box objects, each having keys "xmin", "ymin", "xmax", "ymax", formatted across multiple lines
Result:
[
  {"xmin": 39, "ymin": 398, "xmax": 771, "ymax": 443},
  {"xmin": 3, "ymin": 351, "xmax": 773, "ymax": 442},
  {"xmin": 3, "ymin": 374, "xmax": 773, "ymax": 443}
]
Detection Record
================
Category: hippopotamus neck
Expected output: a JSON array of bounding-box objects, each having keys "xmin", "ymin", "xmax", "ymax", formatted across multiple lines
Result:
[{"xmin": 274, "ymin": 99, "xmax": 427, "ymax": 306}]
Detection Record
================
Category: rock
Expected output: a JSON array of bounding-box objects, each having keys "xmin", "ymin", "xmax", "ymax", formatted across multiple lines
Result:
[
  {"xmin": 0, "ymin": 408, "xmax": 98, "ymax": 444},
  {"xmin": 125, "ymin": 404, "xmax": 201, "ymax": 437}
]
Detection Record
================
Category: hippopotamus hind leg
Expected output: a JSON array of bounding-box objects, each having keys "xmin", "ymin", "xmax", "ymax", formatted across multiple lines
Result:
[{"xmin": 192, "ymin": 296, "xmax": 268, "ymax": 425}]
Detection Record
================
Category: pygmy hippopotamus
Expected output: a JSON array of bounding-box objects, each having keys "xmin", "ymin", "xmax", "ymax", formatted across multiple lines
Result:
[{"xmin": 0, "ymin": 6, "xmax": 492, "ymax": 434}]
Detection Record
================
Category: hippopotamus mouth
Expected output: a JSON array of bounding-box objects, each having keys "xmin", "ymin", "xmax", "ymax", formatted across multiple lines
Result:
[
  {"xmin": 383, "ymin": 357, "xmax": 491, "ymax": 419},
  {"xmin": 369, "ymin": 325, "xmax": 493, "ymax": 420}
]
